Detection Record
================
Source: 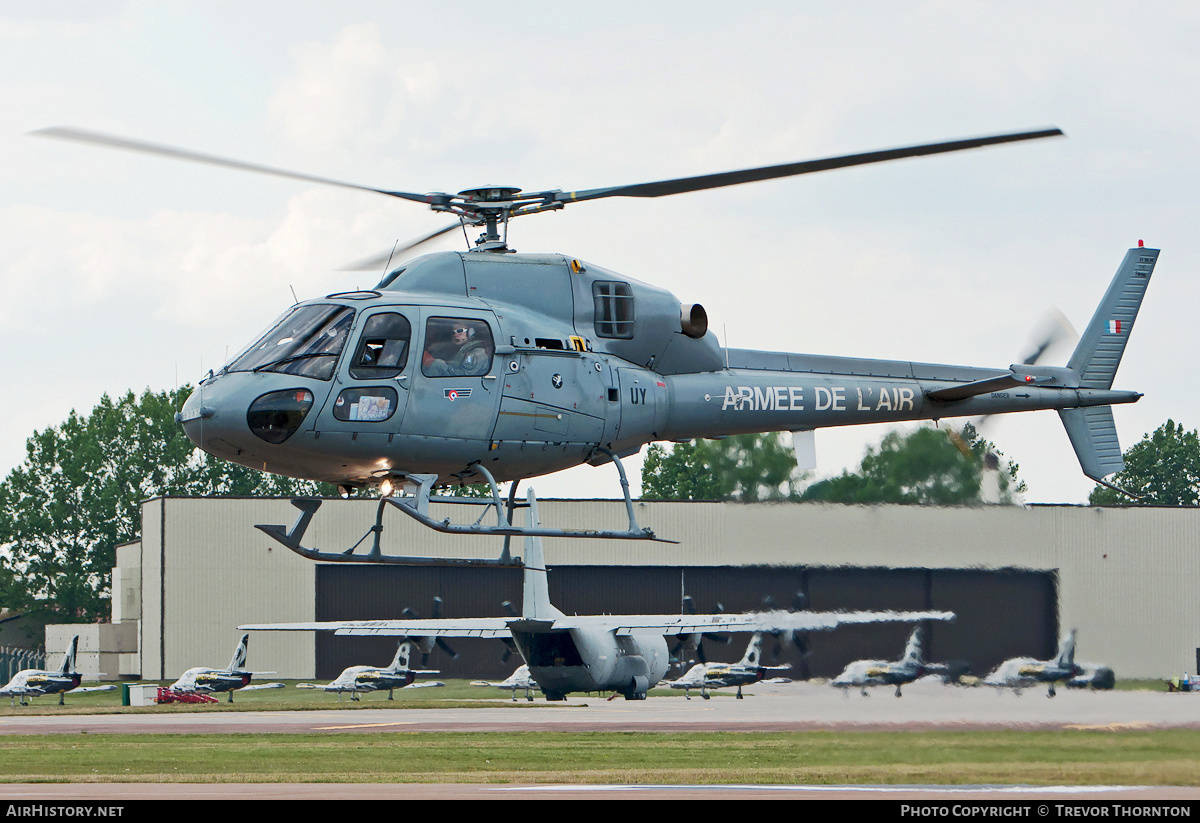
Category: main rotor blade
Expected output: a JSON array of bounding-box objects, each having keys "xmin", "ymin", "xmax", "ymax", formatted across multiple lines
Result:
[
  {"xmin": 31, "ymin": 127, "xmax": 437, "ymax": 205},
  {"xmin": 559, "ymin": 128, "xmax": 1064, "ymax": 203},
  {"xmin": 340, "ymin": 222, "xmax": 464, "ymax": 272}
]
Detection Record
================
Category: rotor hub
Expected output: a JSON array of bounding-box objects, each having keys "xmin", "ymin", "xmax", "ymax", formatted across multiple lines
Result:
[{"xmin": 458, "ymin": 185, "xmax": 522, "ymax": 202}]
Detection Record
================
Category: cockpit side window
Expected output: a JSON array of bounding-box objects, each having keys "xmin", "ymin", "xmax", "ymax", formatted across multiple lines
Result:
[
  {"xmin": 226, "ymin": 304, "xmax": 355, "ymax": 381},
  {"xmin": 349, "ymin": 312, "xmax": 411, "ymax": 380},
  {"xmin": 421, "ymin": 317, "xmax": 494, "ymax": 377}
]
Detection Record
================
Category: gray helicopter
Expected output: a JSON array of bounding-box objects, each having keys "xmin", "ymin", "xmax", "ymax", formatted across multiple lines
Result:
[{"xmin": 35, "ymin": 126, "xmax": 1154, "ymax": 556}]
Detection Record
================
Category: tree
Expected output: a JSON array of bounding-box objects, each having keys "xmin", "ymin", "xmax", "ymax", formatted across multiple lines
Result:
[
  {"xmin": 1088, "ymin": 420, "xmax": 1200, "ymax": 506},
  {"xmin": 0, "ymin": 387, "xmax": 327, "ymax": 624},
  {"xmin": 641, "ymin": 433, "xmax": 804, "ymax": 501},
  {"xmin": 799, "ymin": 423, "xmax": 1024, "ymax": 505}
]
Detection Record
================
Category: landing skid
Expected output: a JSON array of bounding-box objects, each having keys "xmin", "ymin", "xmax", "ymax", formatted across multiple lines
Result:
[{"xmin": 255, "ymin": 453, "xmax": 674, "ymax": 566}]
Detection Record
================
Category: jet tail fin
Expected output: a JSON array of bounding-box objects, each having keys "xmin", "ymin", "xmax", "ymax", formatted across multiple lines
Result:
[
  {"xmin": 1054, "ymin": 629, "xmax": 1077, "ymax": 668},
  {"xmin": 521, "ymin": 490, "xmax": 563, "ymax": 620},
  {"xmin": 1067, "ymin": 246, "xmax": 1158, "ymax": 390},
  {"xmin": 739, "ymin": 633, "xmax": 764, "ymax": 668},
  {"xmin": 229, "ymin": 634, "xmax": 249, "ymax": 672},
  {"xmin": 902, "ymin": 628, "xmax": 924, "ymax": 666},
  {"xmin": 390, "ymin": 640, "xmax": 414, "ymax": 673},
  {"xmin": 59, "ymin": 635, "xmax": 79, "ymax": 675}
]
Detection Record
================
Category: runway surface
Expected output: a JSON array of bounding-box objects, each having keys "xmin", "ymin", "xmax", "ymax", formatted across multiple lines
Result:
[{"xmin": 2, "ymin": 679, "xmax": 1199, "ymax": 735}]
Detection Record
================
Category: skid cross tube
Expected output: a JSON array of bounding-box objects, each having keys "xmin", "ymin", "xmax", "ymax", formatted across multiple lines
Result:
[
  {"xmin": 385, "ymin": 458, "xmax": 669, "ymax": 543},
  {"xmin": 254, "ymin": 453, "xmax": 673, "ymax": 565}
]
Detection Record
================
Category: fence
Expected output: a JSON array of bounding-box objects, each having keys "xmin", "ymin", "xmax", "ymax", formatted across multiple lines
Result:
[{"xmin": 0, "ymin": 646, "xmax": 45, "ymax": 680}]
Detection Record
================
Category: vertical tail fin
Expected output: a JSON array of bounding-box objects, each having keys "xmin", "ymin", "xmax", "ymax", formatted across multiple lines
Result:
[
  {"xmin": 740, "ymin": 633, "xmax": 764, "ymax": 668},
  {"xmin": 1067, "ymin": 246, "xmax": 1158, "ymax": 390},
  {"xmin": 521, "ymin": 490, "xmax": 563, "ymax": 620},
  {"xmin": 389, "ymin": 640, "xmax": 414, "ymax": 672},
  {"xmin": 229, "ymin": 634, "xmax": 249, "ymax": 671},
  {"xmin": 901, "ymin": 628, "xmax": 924, "ymax": 665},
  {"xmin": 1053, "ymin": 629, "xmax": 1077, "ymax": 668},
  {"xmin": 59, "ymin": 635, "xmax": 79, "ymax": 675},
  {"xmin": 1058, "ymin": 246, "xmax": 1158, "ymax": 481},
  {"xmin": 1059, "ymin": 406, "xmax": 1125, "ymax": 481}
]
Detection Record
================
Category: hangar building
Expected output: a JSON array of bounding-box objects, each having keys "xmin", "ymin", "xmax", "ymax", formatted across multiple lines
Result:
[{"xmin": 105, "ymin": 496, "xmax": 1200, "ymax": 683}]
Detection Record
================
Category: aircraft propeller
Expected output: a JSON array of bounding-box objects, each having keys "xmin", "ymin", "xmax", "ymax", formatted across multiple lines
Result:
[
  {"xmin": 762, "ymin": 592, "xmax": 812, "ymax": 670},
  {"xmin": 672, "ymin": 596, "xmax": 732, "ymax": 666},
  {"xmin": 499, "ymin": 601, "xmax": 521, "ymax": 663},
  {"xmin": 400, "ymin": 596, "xmax": 458, "ymax": 665}
]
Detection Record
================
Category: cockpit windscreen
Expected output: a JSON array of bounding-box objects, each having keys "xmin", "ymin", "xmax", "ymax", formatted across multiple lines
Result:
[{"xmin": 226, "ymin": 304, "xmax": 355, "ymax": 381}]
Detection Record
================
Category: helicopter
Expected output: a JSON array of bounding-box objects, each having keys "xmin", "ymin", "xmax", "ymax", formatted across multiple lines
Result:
[{"xmin": 34, "ymin": 126, "xmax": 1156, "ymax": 558}]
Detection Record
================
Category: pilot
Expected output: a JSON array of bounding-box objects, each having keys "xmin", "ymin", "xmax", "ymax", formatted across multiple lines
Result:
[{"xmin": 423, "ymin": 323, "xmax": 489, "ymax": 376}]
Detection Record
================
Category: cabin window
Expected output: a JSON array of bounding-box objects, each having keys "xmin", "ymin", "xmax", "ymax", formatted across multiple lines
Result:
[
  {"xmin": 349, "ymin": 312, "xmax": 411, "ymax": 380},
  {"xmin": 332, "ymin": 387, "xmax": 398, "ymax": 422},
  {"xmin": 592, "ymin": 281, "xmax": 634, "ymax": 339},
  {"xmin": 421, "ymin": 317, "xmax": 495, "ymax": 377},
  {"xmin": 226, "ymin": 304, "xmax": 354, "ymax": 381}
]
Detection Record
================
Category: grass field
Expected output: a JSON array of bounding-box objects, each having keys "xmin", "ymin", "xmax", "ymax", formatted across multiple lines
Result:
[
  {"xmin": 0, "ymin": 730, "xmax": 1198, "ymax": 785},
  {"xmin": 2, "ymin": 679, "xmax": 1194, "ymax": 785}
]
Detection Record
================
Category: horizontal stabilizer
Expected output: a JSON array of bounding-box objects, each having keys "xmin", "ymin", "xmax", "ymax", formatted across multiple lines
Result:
[
  {"xmin": 1059, "ymin": 406, "xmax": 1124, "ymax": 481},
  {"xmin": 927, "ymin": 366, "xmax": 1071, "ymax": 402},
  {"xmin": 926, "ymin": 373, "xmax": 1031, "ymax": 402}
]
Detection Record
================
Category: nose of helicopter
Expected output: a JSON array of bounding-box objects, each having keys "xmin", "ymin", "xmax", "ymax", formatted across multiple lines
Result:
[
  {"xmin": 174, "ymin": 375, "xmax": 277, "ymax": 460},
  {"xmin": 175, "ymin": 373, "xmax": 329, "ymax": 470},
  {"xmin": 175, "ymin": 386, "xmax": 216, "ymax": 450}
]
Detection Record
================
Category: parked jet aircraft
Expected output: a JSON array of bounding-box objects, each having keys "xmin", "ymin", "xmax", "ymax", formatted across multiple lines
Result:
[
  {"xmin": 665, "ymin": 633, "xmax": 790, "ymax": 699},
  {"xmin": 243, "ymin": 492, "xmax": 953, "ymax": 700},
  {"xmin": 472, "ymin": 664, "xmax": 539, "ymax": 701},
  {"xmin": 165, "ymin": 634, "xmax": 283, "ymax": 703},
  {"xmin": 983, "ymin": 630, "xmax": 1083, "ymax": 697},
  {"xmin": 0, "ymin": 636, "xmax": 115, "ymax": 706},
  {"xmin": 831, "ymin": 627, "xmax": 944, "ymax": 697},
  {"xmin": 297, "ymin": 640, "xmax": 442, "ymax": 700}
]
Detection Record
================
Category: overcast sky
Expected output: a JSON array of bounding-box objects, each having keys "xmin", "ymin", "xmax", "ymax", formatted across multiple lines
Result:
[{"xmin": 1, "ymin": 1, "xmax": 1195, "ymax": 502}]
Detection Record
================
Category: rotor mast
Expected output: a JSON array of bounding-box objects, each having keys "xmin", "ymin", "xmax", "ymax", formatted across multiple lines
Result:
[{"xmin": 442, "ymin": 185, "xmax": 564, "ymax": 253}]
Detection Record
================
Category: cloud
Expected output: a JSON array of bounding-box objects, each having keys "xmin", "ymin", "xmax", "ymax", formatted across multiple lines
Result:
[{"xmin": 269, "ymin": 23, "xmax": 444, "ymax": 163}]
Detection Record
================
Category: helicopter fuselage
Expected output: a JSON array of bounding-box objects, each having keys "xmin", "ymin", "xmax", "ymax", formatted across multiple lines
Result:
[{"xmin": 178, "ymin": 249, "xmax": 1139, "ymax": 490}]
